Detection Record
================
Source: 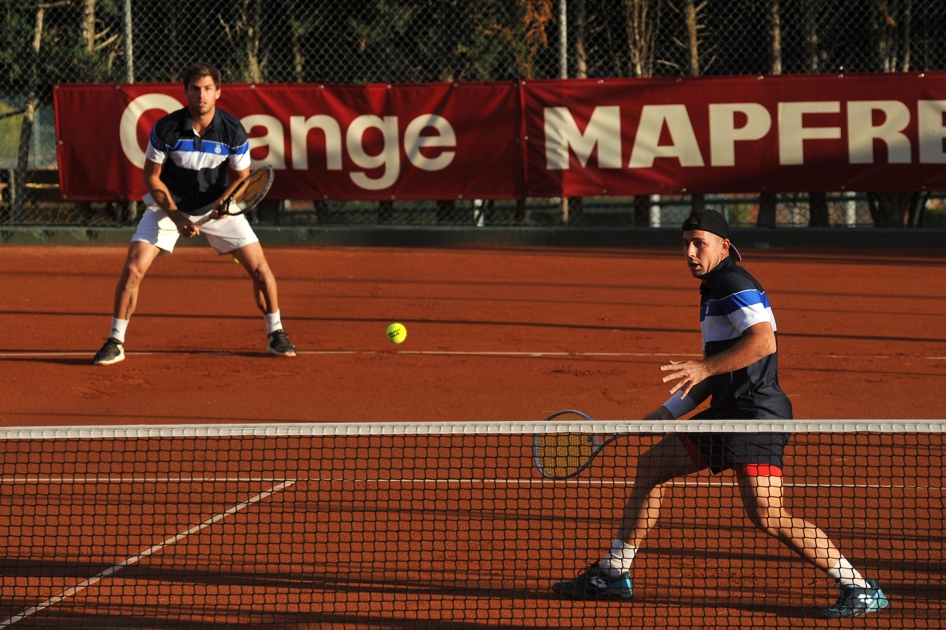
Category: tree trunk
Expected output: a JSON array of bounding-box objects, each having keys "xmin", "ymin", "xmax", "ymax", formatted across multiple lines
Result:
[
  {"xmin": 867, "ymin": 192, "xmax": 915, "ymax": 227},
  {"xmin": 574, "ymin": 0, "xmax": 587, "ymax": 79},
  {"xmin": 12, "ymin": 4, "xmax": 49, "ymax": 224},
  {"xmin": 902, "ymin": 0, "xmax": 912, "ymax": 71},
  {"xmin": 805, "ymin": 0, "xmax": 819, "ymax": 71},
  {"xmin": 758, "ymin": 193, "xmax": 777, "ymax": 228},
  {"xmin": 568, "ymin": 0, "xmax": 587, "ymax": 225},
  {"xmin": 758, "ymin": 0, "xmax": 781, "ymax": 228},
  {"xmin": 83, "ymin": 0, "xmax": 97, "ymax": 53},
  {"xmin": 625, "ymin": 0, "xmax": 660, "ymax": 78},
  {"xmin": 246, "ymin": 0, "xmax": 263, "ymax": 82},
  {"xmin": 808, "ymin": 192, "xmax": 829, "ymax": 226},
  {"xmin": 770, "ymin": 0, "xmax": 782, "ymax": 74},
  {"xmin": 804, "ymin": 1, "xmax": 826, "ymax": 226},
  {"xmin": 684, "ymin": 0, "xmax": 699, "ymax": 76},
  {"xmin": 684, "ymin": 0, "xmax": 703, "ymax": 215},
  {"xmin": 223, "ymin": 0, "xmax": 265, "ymax": 82}
]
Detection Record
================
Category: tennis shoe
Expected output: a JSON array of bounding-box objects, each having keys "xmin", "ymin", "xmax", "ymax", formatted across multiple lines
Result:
[
  {"xmin": 267, "ymin": 330, "xmax": 297, "ymax": 357},
  {"xmin": 820, "ymin": 579, "xmax": 889, "ymax": 618},
  {"xmin": 552, "ymin": 563, "xmax": 633, "ymax": 600},
  {"xmin": 92, "ymin": 338, "xmax": 125, "ymax": 365}
]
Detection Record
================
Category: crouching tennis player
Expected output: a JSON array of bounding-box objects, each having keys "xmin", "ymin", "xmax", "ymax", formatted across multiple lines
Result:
[
  {"xmin": 92, "ymin": 62, "xmax": 296, "ymax": 365},
  {"xmin": 552, "ymin": 209, "xmax": 888, "ymax": 619}
]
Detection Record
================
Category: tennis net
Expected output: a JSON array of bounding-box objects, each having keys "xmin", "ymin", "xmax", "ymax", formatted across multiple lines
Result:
[{"xmin": 1, "ymin": 420, "xmax": 942, "ymax": 628}]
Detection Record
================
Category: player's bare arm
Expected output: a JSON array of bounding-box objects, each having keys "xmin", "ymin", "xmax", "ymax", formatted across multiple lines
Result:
[
  {"xmin": 660, "ymin": 321, "xmax": 777, "ymax": 398},
  {"xmin": 643, "ymin": 379, "xmax": 711, "ymax": 420},
  {"xmin": 143, "ymin": 159, "xmax": 199, "ymax": 238}
]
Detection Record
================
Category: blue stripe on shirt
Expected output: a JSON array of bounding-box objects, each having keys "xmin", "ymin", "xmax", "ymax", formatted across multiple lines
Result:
[{"xmin": 701, "ymin": 289, "xmax": 770, "ymax": 321}]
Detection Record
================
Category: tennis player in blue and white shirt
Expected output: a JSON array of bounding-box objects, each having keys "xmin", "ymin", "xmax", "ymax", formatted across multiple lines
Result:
[
  {"xmin": 553, "ymin": 209, "xmax": 888, "ymax": 619},
  {"xmin": 92, "ymin": 63, "xmax": 296, "ymax": 365}
]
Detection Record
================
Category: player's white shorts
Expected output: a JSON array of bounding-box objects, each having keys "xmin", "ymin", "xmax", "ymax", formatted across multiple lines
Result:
[{"xmin": 132, "ymin": 203, "xmax": 260, "ymax": 255}]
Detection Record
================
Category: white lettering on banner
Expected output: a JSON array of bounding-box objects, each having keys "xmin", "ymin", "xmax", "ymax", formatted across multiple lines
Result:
[
  {"xmin": 544, "ymin": 106, "xmax": 621, "ymax": 169},
  {"xmin": 629, "ymin": 105, "xmax": 705, "ymax": 168},
  {"xmin": 346, "ymin": 115, "xmax": 400, "ymax": 190},
  {"xmin": 118, "ymin": 94, "xmax": 184, "ymax": 168},
  {"xmin": 290, "ymin": 115, "xmax": 343, "ymax": 170},
  {"xmin": 708, "ymin": 103, "xmax": 772, "ymax": 166},
  {"xmin": 547, "ymin": 100, "xmax": 946, "ymax": 170},
  {"xmin": 918, "ymin": 100, "xmax": 946, "ymax": 164},
  {"xmin": 404, "ymin": 114, "xmax": 456, "ymax": 171},
  {"xmin": 118, "ymin": 96, "xmax": 458, "ymax": 190},
  {"xmin": 847, "ymin": 101, "xmax": 912, "ymax": 164},
  {"xmin": 778, "ymin": 102, "xmax": 841, "ymax": 165},
  {"xmin": 242, "ymin": 115, "xmax": 287, "ymax": 169}
]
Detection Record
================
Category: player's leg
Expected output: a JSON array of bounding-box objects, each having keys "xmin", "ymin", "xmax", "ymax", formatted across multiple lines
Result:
[
  {"xmin": 203, "ymin": 215, "xmax": 296, "ymax": 356},
  {"xmin": 232, "ymin": 241, "xmax": 297, "ymax": 357},
  {"xmin": 552, "ymin": 433, "xmax": 705, "ymax": 599},
  {"xmin": 738, "ymin": 472, "xmax": 889, "ymax": 618},
  {"xmin": 92, "ymin": 241, "xmax": 162, "ymax": 365},
  {"xmin": 93, "ymin": 206, "xmax": 174, "ymax": 365},
  {"xmin": 114, "ymin": 241, "xmax": 162, "ymax": 321}
]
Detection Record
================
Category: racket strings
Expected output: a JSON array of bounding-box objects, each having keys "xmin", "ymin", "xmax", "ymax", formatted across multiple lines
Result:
[
  {"xmin": 537, "ymin": 432, "xmax": 596, "ymax": 478},
  {"xmin": 231, "ymin": 171, "xmax": 272, "ymax": 212}
]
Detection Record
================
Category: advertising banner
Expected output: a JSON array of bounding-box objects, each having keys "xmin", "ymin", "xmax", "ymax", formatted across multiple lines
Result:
[{"xmin": 54, "ymin": 73, "xmax": 946, "ymax": 200}]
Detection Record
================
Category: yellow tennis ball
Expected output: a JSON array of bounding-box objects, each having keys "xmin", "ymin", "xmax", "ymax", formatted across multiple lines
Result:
[{"xmin": 386, "ymin": 322, "xmax": 407, "ymax": 344}]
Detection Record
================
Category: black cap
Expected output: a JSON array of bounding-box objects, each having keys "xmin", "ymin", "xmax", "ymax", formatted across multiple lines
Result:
[{"xmin": 681, "ymin": 209, "xmax": 742, "ymax": 262}]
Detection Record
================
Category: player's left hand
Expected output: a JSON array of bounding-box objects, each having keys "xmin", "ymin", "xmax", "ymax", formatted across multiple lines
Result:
[{"xmin": 661, "ymin": 360, "xmax": 711, "ymax": 398}]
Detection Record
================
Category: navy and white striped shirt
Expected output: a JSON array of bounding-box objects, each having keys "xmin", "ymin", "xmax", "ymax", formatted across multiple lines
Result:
[
  {"xmin": 144, "ymin": 107, "xmax": 251, "ymax": 214},
  {"xmin": 698, "ymin": 257, "xmax": 793, "ymax": 419}
]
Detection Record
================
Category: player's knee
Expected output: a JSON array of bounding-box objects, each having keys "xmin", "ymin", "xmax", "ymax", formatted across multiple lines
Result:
[
  {"xmin": 746, "ymin": 509, "xmax": 782, "ymax": 535},
  {"xmin": 249, "ymin": 263, "xmax": 273, "ymax": 284},
  {"xmin": 121, "ymin": 263, "xmax": 147, "ymax": 288}
]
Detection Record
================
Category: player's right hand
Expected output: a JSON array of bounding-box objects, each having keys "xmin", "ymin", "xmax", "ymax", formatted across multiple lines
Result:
[{"xmin": 171, "ymin": 214, "xmax": 199, "ymax": 238}]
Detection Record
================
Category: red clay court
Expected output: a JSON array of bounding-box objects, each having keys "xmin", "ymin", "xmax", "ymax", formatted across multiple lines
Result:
[{"xmin": 1, "ymin": 244, "xmax": 944, "ymax": 628}]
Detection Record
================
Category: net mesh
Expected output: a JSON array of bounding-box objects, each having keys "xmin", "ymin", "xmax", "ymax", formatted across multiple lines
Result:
[{"xmin": 1, "ymin": 420, "xmax": 943, "ymax": 628}]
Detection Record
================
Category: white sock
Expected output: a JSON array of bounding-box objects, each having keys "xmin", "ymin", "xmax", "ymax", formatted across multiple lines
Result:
[
  {"xmin": 110, "ymin": 318, "xmax": 129, "ymax": 344},
  {"xmin": 264, "ymin": 310, "xmax": 282, "ymax": 335},
  {"xmin": 827, "ymin": 557, "xmax": 870, "ymax": 588},
  {"xmin": 599, "ymin": 539, "xmax": 637, "ymax": 578}
]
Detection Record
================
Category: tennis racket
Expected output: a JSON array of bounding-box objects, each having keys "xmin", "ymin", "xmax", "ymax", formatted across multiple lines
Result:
[
  {"xmin": 533, "ymin": 410, "xmax": 624, "ymax": 479},
  {"xmin": 193, "ymin": 166, "xmax": 274, "ymax": 226}
]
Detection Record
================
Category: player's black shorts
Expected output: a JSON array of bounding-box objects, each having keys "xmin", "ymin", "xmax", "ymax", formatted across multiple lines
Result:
[{"xmin": 682, "ymin": 408, "xmax": 790, "ymax": 475}]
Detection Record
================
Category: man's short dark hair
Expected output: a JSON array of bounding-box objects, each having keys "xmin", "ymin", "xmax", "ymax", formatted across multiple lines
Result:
[{"xmin": 182, "ymin": 63, "xmax": 221, "ymax": 89}]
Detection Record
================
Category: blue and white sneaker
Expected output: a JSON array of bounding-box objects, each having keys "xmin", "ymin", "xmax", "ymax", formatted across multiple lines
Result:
[
  {"xmin": 820, "ymin": 579, "xmax": 889, "ymax": 618},
  {"xmin": 552, "ymin": 563, "xmax": 633, "ymax": 599}
]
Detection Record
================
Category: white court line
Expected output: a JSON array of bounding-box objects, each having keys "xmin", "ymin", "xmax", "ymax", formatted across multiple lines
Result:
[
  {"xmin": 0, "ymin": 479, "xmax": 295, "ymax": 628},
  {"xmin": 0, "ymin": 476, "xmax": 288, "ymax": 484}
]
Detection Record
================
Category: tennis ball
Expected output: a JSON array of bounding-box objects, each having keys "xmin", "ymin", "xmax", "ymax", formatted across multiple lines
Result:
[
  {"xmin": 386, "ymin": 322, "xmax": 407, "ymax": 344},
  {"xmin": 231, "ymin": 255, "xmax": 240, "ymax": 264}
]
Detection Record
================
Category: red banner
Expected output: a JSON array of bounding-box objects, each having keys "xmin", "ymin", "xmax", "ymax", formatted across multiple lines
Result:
[
  {"xmin": 523, "ymin": 73, "xmax": 946, "ymax": 196},
  {"xmin": 55, "ymin": 73, "xmax": 946, "ymax": 201},
  {"xmin": 54, "ymin": 82, "xmax": 522, "ymax": 201}
]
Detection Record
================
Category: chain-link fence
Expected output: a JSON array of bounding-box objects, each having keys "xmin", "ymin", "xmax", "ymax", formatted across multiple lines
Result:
[{"xmin": 2, "ymin": 0, "xmax": 946, "ymax": 229}]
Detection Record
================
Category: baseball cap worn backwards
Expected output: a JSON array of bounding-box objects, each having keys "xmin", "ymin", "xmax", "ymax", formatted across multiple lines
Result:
[{"xmin": 682, "ymin": 209, "xmax": 742, "ymax": 262}]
